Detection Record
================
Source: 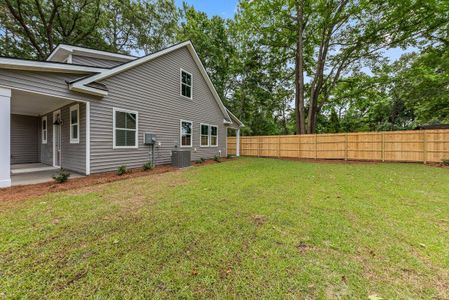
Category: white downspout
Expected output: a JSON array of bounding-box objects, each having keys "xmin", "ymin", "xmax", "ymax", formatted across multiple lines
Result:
[{"xmin": 0, "ymin": 88, "xmax": 11, "ymax": 187}]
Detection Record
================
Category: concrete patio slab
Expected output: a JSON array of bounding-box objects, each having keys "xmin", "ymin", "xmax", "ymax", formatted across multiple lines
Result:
[
  {"xmin": 11, "ymin": 170, "xmax": 84, "ymax": 186},
  {"xmin": 11, "ymin": 163, "xmax": 58, "ymax": 175}
]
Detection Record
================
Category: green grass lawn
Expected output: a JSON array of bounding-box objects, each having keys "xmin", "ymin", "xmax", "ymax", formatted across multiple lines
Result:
[{"xmin": 1, "ymin": 158, "xmax": 449, "ymax": 299}]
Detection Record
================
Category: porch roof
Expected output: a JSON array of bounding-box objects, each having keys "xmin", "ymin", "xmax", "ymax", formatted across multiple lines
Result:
[{"xmin": 11, "ymin": 89, "xmax": 76, "ymax": 116}]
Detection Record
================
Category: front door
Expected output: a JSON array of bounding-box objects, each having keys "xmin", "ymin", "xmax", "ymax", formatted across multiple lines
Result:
[{"xmin": 53, "ymin": 110, "xmax": 62, "ymax": 167}]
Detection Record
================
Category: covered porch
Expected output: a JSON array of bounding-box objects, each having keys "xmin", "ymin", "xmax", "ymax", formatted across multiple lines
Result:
[{"xmin": 0, "ymin": 87, "xmax": 89, "ymax": 188}]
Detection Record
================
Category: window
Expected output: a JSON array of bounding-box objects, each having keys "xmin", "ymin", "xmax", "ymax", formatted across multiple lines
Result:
[
  {"xmin": 70, "ymin": 104, "xmax": 80, "ymax": 143},
  {"xmin": 180, "ymin": 120, "xmax": 192, "ymax": 147},
  {"xmin": 180, "ymin": 69, "xmax": 192, "ymax": 99},
  {"xmin": 113, "ymin": 108, "xmax": 138, "ymax": 148},
  {"xmin": 200, "ymin": 124, "xmax": 209, "ymax": 146},
  {"xmin": 210, "ymin": 125, "xmax": 218, "ymax": 146},
  {"xmin": 41, "ymin": 116, "xmax": 47, "ymax": 144}
]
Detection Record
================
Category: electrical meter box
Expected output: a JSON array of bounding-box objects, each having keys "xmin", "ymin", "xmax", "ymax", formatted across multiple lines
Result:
[{"xmin": 144, "ymin": 133, "xmax": 157, "ymax": 145}]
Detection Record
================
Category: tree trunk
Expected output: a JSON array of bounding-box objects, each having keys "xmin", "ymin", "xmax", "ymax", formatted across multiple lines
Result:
[{"xmin": 294, "ymin": 0, "xmax": 306, "ymax": 134}]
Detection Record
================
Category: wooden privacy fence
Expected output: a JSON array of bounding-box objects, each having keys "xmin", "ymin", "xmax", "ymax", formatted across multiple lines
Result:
[{"xmin": 227, "ymin": 129, "xmax": 449, "ymax": 163}]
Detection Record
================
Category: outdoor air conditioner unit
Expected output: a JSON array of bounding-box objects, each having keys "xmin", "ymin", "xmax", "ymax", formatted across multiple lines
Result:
[{"xmin": 144, "ymin": 133, "xmax": 157, "ymax": 145}]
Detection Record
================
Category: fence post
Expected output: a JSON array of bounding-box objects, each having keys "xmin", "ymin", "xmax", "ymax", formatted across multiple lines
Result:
[
  {"xmin": 381, "ymin": 132, "xmax": 385, "ymax": 162},
  {"xmin": 344, "ymin": 133, "xmax": 348, "ymax": 161},
  {"xmin": 257, "ymin": 136, "xmax": 261, "ymax": 157},
  {"xmin": 423, "ymin": 131, "xmax": 427, "ymax": 164},
  {"xmin": 315, "ymin": 134, "xmax": 318, "ymax": 160},
  {"xmin": 298, "ymin": 135, "xmax": 301, "ymax": 158},
  {"xmin": 278, "ymin": 136, "xmax": 281, "ymax": 158}
]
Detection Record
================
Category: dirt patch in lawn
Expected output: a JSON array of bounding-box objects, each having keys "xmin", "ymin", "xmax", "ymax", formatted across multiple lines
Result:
[{"xmin": 1, "ymin": 158, "xmax": 235, "ymax": 202}]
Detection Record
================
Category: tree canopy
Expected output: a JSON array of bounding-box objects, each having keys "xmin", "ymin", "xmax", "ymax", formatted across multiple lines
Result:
[{"xmin": 1, "ymin": 0, "xmax": 448, "ymax": 134}]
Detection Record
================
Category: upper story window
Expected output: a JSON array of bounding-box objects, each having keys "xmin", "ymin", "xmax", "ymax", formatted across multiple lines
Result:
[
  {"xmin": 70, "ymin": 104, "xmax": 80, "ymax": 144},
  {"xmin": 180, "ymin": 120, "xmax": 192, "ymax": 147},
  {"xmin": 210, "ymin": 125, "xmax": 218, "ymax": 146},
  {"xmin": 113, "ymin": 108, "xmax": 138, "ymax": 149},
  {"xmin": 41, "ymin": 116, "xmax": 47, "ymax": 144},
  {"xmin": 181, "ymin": 69, "xmax": 192, "ymax": 99}
]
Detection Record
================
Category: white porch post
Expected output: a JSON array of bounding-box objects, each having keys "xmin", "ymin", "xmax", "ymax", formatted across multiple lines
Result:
[
  {"xmin": 236, "ymin": 128, "xmax": 240, "ymax": 157},
  {"xmin": 85, "ymin": 101, "xmax": 91, "ymax": 175},
  {"xmin": 0, "ymin": 88, "xmax": 11, "ymax": 188}
]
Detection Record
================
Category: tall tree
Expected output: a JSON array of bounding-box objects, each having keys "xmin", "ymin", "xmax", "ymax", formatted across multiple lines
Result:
[
  {"xmin": 0, "ymin": 0, "xmax": 178, "ymax": 59},
  {"xmin": 235, "ymin": 0, "xmax": 446, "ymax": 134},
  {"xmin": 0, "ymin": 0, "xmax": 103, "ymax": 59},
  {"xmin": 134, "ymin": 0, "xmax": 178, "ymax": 55}
]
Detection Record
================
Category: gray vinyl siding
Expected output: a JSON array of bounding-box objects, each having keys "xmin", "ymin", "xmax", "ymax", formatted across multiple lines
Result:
[
  {"xmin": 11, "ymin": 114, "xmax": 40, "ymax": 164},
  {"xmin": 71, "ymin": 55, "xmax": 124, "ymax": 68},
  {"xmin": 0, "ymin": 70, "xmax": 99, "ymax": 102},
  {"xmin": 89, "ymin": 47, "xmax": 228, "ymax": 173},
  {"xmin": 39, "ymin": 103, "xmax": 86, "ymax": 174}
]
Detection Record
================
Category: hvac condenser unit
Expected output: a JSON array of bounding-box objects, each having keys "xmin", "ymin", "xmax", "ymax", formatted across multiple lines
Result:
[{"xmin": 171, "ymin": 149, "xmax": 191, "ymax": 168}]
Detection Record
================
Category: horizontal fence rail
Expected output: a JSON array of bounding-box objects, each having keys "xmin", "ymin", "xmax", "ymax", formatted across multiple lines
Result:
[{"xmin": 227, "ymin": 129, "xmax": 449, "ymax": 163}]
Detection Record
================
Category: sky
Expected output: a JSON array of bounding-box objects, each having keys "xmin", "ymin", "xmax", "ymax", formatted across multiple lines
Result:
[
  {"xmin": 175, "ymin": 0, "xmax": 239, "ymax": 19},
  {"xmin": 175, "ymin": 0, "xmax": 417, "ymax": 63}
]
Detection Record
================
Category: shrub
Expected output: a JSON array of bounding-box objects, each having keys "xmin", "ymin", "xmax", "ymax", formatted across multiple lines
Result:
[
  {"xmin": 52, "ymin": 169, "xmax": 71, "ymax": 183},
  {"xmin": 116, "ymin": 165, "xmax": 128, "ymax": 176},
  {"xmin": 200, "ymin": 157, "xmax": 206, "ymax": 162},
  {"xmin": 195, "ymin": 159, "xmax": 203, "ymax": 164},
  {"xmin": 214, "ymin": 155, "xmax": 221, "ymax": 163},
  {"xmin": 227, "ymin": 154, "xmax": 233, "ymax": 159},
  {"xmin": 143, "ymin": 162, "xmax": 154, "ymax": 171},
  {"xmin": 442, "ymin": 159, "xmax": 449, "ymax": 166}
]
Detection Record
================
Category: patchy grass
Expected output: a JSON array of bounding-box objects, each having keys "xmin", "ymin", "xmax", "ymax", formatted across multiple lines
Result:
[{"xmin": 1, "ymin": 158, "xmax": 449, "ymax": 299}]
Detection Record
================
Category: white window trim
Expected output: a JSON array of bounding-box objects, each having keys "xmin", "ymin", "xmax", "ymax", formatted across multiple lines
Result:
[
  {"xmin": 70, "ymin": 104, "xmax": 80, "ymax": 144},
  {"xmin": 113, "ymin": 107, "xmax": 139, "ymax": 149},
  {"xmin": 41, "ymin": 116, "xmax": 47, "ymax": 144},
  {"xmin": 180, "ymin": 68, "xmax": 193, "ymax": 99},
  {"xmin": 180, "ymin": 119, "xmax": 193, "ymax": 148},
  {"xmin": 200, "ymin": 123, "xmax": 210, "ymax": 147},
  {"xmin": 210, "ymin": 125, "xmax": 218, "ymax": 147}
]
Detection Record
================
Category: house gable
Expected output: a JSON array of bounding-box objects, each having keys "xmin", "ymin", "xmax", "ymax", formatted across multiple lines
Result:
[{"xmin": 69, "ymin": 41, "xmax": 232, "ymax": 123}]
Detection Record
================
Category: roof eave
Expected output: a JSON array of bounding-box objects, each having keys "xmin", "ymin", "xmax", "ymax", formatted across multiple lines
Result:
[
  {"xmin": 0, "ymin": 58, "xmax": 107, "ymax": 74},
  {"xmin": 69, "ymin": 83, "xmax": 108, "ymax": 96},
  {"xmin": 226, "ymin": 108, "xmax": 244, "ymax": 127}
]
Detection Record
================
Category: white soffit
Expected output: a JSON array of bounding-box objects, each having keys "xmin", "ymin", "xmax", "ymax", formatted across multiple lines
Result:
[{"xmin": 11, "ymin": 89, "xmax": 74, "ymax": 116}]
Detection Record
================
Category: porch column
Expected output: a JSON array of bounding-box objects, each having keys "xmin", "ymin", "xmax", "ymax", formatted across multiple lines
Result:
[
  {"xmin": 0, "ymin": 88, "xmax": 11, "ymax": 188},
  {"xmin": 236, "ymin": 128, "xmax": 240, "ymax": 157}
]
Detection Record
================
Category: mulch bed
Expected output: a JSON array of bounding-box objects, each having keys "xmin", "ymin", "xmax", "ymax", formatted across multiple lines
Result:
[{"xmin": 1, "ymin": 158, "xmax": 234, "ymax": 202}]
